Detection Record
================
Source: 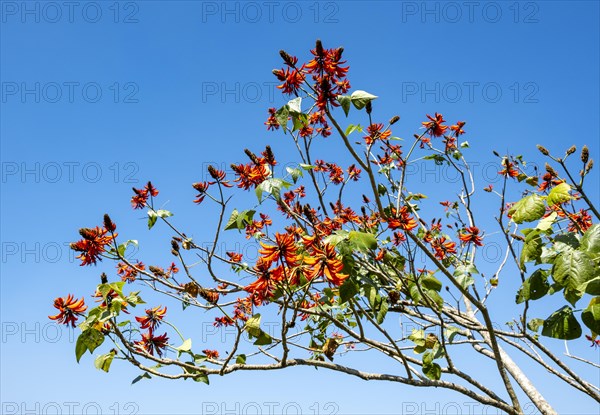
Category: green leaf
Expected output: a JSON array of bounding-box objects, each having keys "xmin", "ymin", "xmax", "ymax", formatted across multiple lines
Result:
[
  {"xmin": 421, "ymin": 275, "xmax": 442, "ymax": 292},
  {"xmin": 520, "ymin": 229, "xmax": 543, "ymax": 267},
  {"xmin": 339, "ymin": 278, "xmax": 359, "ymax": 303},
  {"xmin": 175, "ymin": 339, "xmax": 193, "ymax": 352},
  {"xmin": 117, "ymin": 239, "xmax": 139, "ymax": 257},
  {"xmin": 255, "ymin": 178, "xmax": 291, "ymax": 202},
  {"xmin": 336, "ymin": 95, "xmax": 351, "ymax": 116},
  {"xmin": 350, "ymin": 90, "xmax": 378, "ymax": 110},
  {"xmin": 536, "ymin": 212, "xmax": 557, "ymax": 231},
  {"xmin": 516, "ymin": 269, "xmax": 549, "ymax": 303},
  {"xmin": 156, "ymin": 209, "xmax": 173, "ymax": 219},
  {"xmin": 235, "ymin": 354, "xmax": 246, "ymax": 365},
  {"xmin": 253, "ymin": 331, "xmax": 273, "ymax": 346},
  {"xmin": 323, "ymin": 230, "xmax": 349, "ymax": 247},
  {"xmin": 508, "ymin": 194, "xmax": 546, "ymax": 224},
  {"xmin": 348, "ymin": 231, "xmax": 377, "ymax": 252},
  {"xmin": 224, "ymin": 209, "xmax": 256, "ymax": 231},
  {"xmin": 408, "ymin": 329, "xmax": 426, "ymax": 347},
  {"xmin": 292, "ymin": 113, "xmax": 309, "ymax": 132},
  {"xmin": 131, "ymin": 372, "xmax": 152, "ymax": 384},
  {"xmin": 422, "ymin": 361, "xmax": 442, "ymax": 380},
  {"xmin": 287, "ymin": 97, "xmax": 302, "ymax": 113},
  {"xmin": 527, "ymin": 318, "xmax": 545, "ymax": 332},
  {"xmin": 75, "ymin": 329, "xmax": 104, "ymax": 363},
  {"xmin": 552, "ymin": 249, "xmax": 596, "ymax": 305},
  {"xmin": 582, "ymin": 297, "xmax": 600, "ymax": 334},
  {"xmin": 286, "ymin": 167, "xmax": 303, "ymax": 184},
  {"xmin": 344, "ymin": 124, "xmax": 362, "ymax": 136},
  {"xmin": 244, "ymin": 314, "xmax": 262, "ymax": 338},
  {"xmin": 275, "ymin": 105, "xmax": 289, "ymax": 132},
  {"xmin": 147, "ymin": 210, "xmax": 158, "ymax": 229},
  {"xmin": 376, "ymin": 299, "xmax": 389, "ymax": 324},
  {"xmin": 94, "ymin": 351, "xmax": 115, "ymax": 373},
  {"xmin": 547, "ymin": 182, "xmax": 571, "ymax": 206},
  {"xmin": 581, "ymin": 224, "xmax": 600, "ymax": 262},
  {"xmin": 299, "ymin": 163, "xmax": 315, "ymax": 171},
  {"xmin": 542, "ymin": 306, "xmax": 582, "ymax": 340},
  {"xmin": 453, "ymin": 264, "xmax": 478, "ymax": 289}
]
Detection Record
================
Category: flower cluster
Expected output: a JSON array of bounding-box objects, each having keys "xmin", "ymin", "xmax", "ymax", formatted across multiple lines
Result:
[{"xmin": 48, "ymin": 294, "xmax": 87, "ymax": 327}]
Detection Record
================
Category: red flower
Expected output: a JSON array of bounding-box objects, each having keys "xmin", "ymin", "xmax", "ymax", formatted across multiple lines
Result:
[
  {"xmin": 226, "ymin": 252, "xmax": 243, "ymax": 263},
  {"xmin": 135, "ymin": 306, "xmax": 167, "ymax": 330},
  {"xmin": 386, "ymin": 206, "xmax": 418, "ymax": 231},
  {"xmin": 203, "ymin": 349, "xmax": 220, "ymax": 359},
  {"xmin": 568, "ymin": 209, "xmax": 593, "ymax": 233},
  {"xmin": 49, "ymin": 294, "xmax": 87, "ymax": 327},
  {"xmin": 265, "ymin": 107, "xmax": 280, "ymax": 131},
  {"xmin": 117, "ymin": 261, "xmax": 145, "ymax": 283},
  {"xmin": 459, "ymin": 226, "xmax": 483, "ymax": 246},
  {"xmin": 431, "ymin": 237, "xmax": 457, "ymax": 260},
  {"xmin": 259, "ymin": 232, "xmax": 299, "ymax": 267},
  {"xmin": 422, "ymin": 113, "xmax": 448, "ymax": 137},
  {"xmin": 131, "ymin": 182, "xmax": 159, "ymax": 209},
  {"xmin": 70, "ymin": 226, "xmax": 117, "ymax": 266},
  {"xmin": 364, "ymin": 123, "xmax": 391, "ymax": 145},
  {"xmin": 498, "ymin": 160, "xmax": 519, "ymax": 178},
  {"xmin": 303, "ymin": 244, "xmax": 348, "ymax": 286},
  {"xmin": 450, "ymin": 121, "xmax": 466, "ymax": 136},
  {"xmin": 273, "ymin": 67, "xmax": 305, "ymax": 95},
  {"xmin": 134, "ymin": 331, "xmax": 169, "ymax": 357}
]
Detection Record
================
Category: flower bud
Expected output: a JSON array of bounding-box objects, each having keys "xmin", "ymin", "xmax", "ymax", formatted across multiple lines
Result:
[
  {"xmin": 315, "ymin": 39, "xmax": 324, "ymax": 56},
  {"xmin": 103, "ymin": 214, "xmax": 116, "ymax": 232},
  {"xmin": 171, "ymin": 239, "xmax": 180, "ymax": 253},
  {"xmin": 365, "ymin": 101, "xmax": 372, "ymax": 114},
  {"xmin": 581, "ymin": 145, "xmax": 589, "ymax": 163},
  {"xmin": 101, "ymin": 272, "xmax": 108, "ymax": 284},
  {"xmin": 493, "ymin": 150, "xmax": 500, "ymax": 157},
  {"xmin": 536, "ymin": 145, "xmax": 549, "ymax": 156},
  {"xmin": 566, "ymin": 145, "xmax": 576, "ymax": 156},
  {"xmin": 244, "ymin": 148, "xmax": 259, "ymax": 164},
  {"xmin": 586, "ymin": 159, "xmax": 594, "ymax": 173},
  {"xmin": 389, "ymin": 115, "xmax": 400, "ymax": 125},
  {"xmin": 545, "ymin": 163, "xmax": 557, "ymax": 176}
]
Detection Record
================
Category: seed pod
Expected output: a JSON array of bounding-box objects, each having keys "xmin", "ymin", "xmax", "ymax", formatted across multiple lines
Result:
[
  {"xmin": 581, "ymin": 145, "xmax": 589, "ymax": 163},
  {"xmin": 536, "ymin": 145, "xmax": 549, "ymax": 156}
]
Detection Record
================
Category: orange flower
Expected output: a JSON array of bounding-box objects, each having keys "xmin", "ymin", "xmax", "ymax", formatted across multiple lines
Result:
[
  {"xmin": 498, "ymin": 160, "xmax": 519, "ymax": 178},
  {"xmin": 135, "ymin": 306, "xmax": 167, "ymax": 330},
  {"xmin": 203, "ymin": 349, "xmax": 220, "ymax": 359},
  {"xmin": 226, "ymin": 252, "xmax": 243, "ymax": 263},
  {"xmin": 386, "ymin": 206, "xmax": 418, "ymax": 231},
  {"xmin": 431, "ymin": 237, "xmax": 457, "ymax": 260},
  {"xmin": 459, "ymin": 226, "xmax": 483, "ymax": 246},
  {"xmin": 422, "ymin": 113, "xmax": 448, "ymax": 137},
  {"xmin": 70, "ymin": 226, "xmax": 117, "ymax": 266},
  {"xmin": 304, "ymin": 244, "xmax": 348, "ymax": 286},
  {"xmin": 49, "ymin": 294, "xmax": 87, "ymax": 327},
  {"xmin": 450, "ymin": 121, "xmax": 466, "ymax": 136},
  {"xmin": 134, "ymin": 331, "xmax": 169, "ymax": 357},
  {"xmin": 259, "ymin": 232, "xmax": 299, "ymax": 267},
  {"xmin": 117, "ymin": 261, "xmax": 145, "ymax": 283}
]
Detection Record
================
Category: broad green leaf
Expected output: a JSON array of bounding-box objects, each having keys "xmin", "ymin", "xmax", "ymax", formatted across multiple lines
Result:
[
  {"xmin": 286, "ymin": 167, "xmax": 303, "ymax": 184},
  {"xmin": 516, "ymin": 269, "xmax": 549, "ymax": 304},
  {"xmin": 536, "ymin": 212, "xmax": 557, "ymax": 231},
  {"xmin": 156, "ymin": 209, "xmax": 173, "ymax": 219},
  {"xmin": 224, "ymin": 209, "xmax": 255, "ymax": 231},
  {"xmin": 323, "ymin": 230, "xmax": 349, "ymax": 247},
  {"xmin": 421, "ymin": 275, "xmax": 442, "ymax": 292},
  {"xmin": 408, "ymin": 329, "xmax": 426, "ymax": 347},
  {"xmin": 275, "ymin": 105, "xmax": 289, "ymax": 132},
  {"xmin": 542, "ymin": 306, "xmax": 582, "ymax": 340},
  {"xmin": 147, "ymin": 210, "xmax": 158, "ymax": 229},
  {"xmin": 94, "ymin": 351, "xmax": 115, "ymax": 373},
  {"xmin": 339, "ymin": 278, "xmax": 359, "ymax": 303},
  {"xmin": 175, "ymin": 339, "xmax": 193, "ymax": 352},
  {"xmin": 422, "ymin": 361, "xmax": 442, "ymax": 380},
  {"xmin": 350, "ymin": 90, "xmax": 378, "ymax": 110},
  {"xmin": 581, "ymin": 297, "xmax": 600, "ymax": 334},
  {"xmin": 255, "ymin": 178, "xmax": 291, "ymax": 202},
  {"xmin": 376, "ymin": 299, "xmax": 389, "ymax": 324},
  {"xmin": 253, "ymin": 331, "xmax": 272, "ymax": 346},
  {"xmin": 508, "ymin": 195, "xmax": 546, "ymax": 224},
  {"xmin": 75, "ymin": 329, "xmax": 104, "ymax": 363},
  {"xmin": 552, "ymin": 249, "xmax": 596, "ymax": 305},
  {"xmin": 520, "ymin": 229, "xmax": 543, "ymax": 267},
  {"xmin": 547, "ymin": 182, "xmax": 571, "ymax": 206},
  {"xmin": 336, "ymin": 95, "xmax": 351, "ymax": 116},
  {"xmin": 527, "ymin": 318, "xmax": 544, "ymax": 332},
  {"xmin": 244, "ymin": 314, "xmax": 262, "ymax": 338},
  {"xmin": 292, "ymin": 112, "xmax": 309, "ymax": 131},
  {"xmin": 348, "ymin": 231, "xmax": 377, "ymax": 252},
  {"xmin": 453, "ymin": 264, "xmax": 478, "ymax": 289},
  {"xmin": 299, "ymin": 163, "xmax": 315, "ymax": 170},
  {"xmin": 235, "ymin": 354, "xmax": 246, "ymax": 365},
  {"xmin": 117, "ymin": 239, "xmax": 138, "ymax": 258},
  {"xmin": 344, "ymin": 124, "xmax": 362, "ymax": 136},
  {"xmin": 581, "ymin": 224, "xmax": 600, "ymax": 261}
]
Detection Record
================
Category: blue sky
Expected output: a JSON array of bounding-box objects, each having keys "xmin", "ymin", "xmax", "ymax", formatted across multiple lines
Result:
[{"xmin": 1, "ymin": 1, "xmax": 599, "ymax": 414}]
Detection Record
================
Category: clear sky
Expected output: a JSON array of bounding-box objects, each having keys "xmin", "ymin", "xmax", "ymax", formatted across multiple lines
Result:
[{"xmin": 1, "ymin": 1, "xmax": 599, "ymax": 414}]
